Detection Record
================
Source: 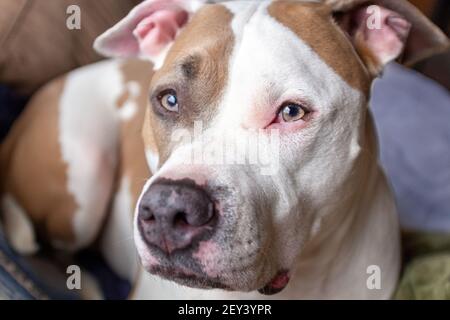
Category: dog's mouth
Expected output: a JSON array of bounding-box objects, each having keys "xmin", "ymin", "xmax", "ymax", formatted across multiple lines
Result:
[
  {"xmin": 148, "ymin": 265, "xmax": 290, "ymax": 294},
  {"xmin": 258, "ymin": 270, "xmax": 290, "ymax": 295}
]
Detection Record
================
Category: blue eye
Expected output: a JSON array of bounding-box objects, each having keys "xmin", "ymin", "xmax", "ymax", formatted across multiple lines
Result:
[
  {"xmin": 159, "ymin": 91, "xmax": 179, "ymax": 112},
  {"xmin": 166, "ymin": 94, "xmax": 177, "ymax": 107},
  {"xmin": 281, "ymin": 103, "xmax": 307, "ymax": 122}
]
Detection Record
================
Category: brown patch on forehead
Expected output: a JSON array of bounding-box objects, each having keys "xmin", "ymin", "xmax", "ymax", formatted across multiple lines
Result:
[
  {"xmin": 147, "ymin": 4, "xmax": 234, "ymax": 163},
  {"xmin": 268, "ymin": 2, "xmax": 371, "ymax": 94},
  {"xmin": 153, "ymin": 3, "xmax": 234, "ymax": 85}
]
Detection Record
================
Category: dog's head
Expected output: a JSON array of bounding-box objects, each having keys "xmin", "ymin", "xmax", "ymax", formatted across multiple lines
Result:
[{"xmin": 95, "ymin": 0, "xmax": 448, "ymax": 293}]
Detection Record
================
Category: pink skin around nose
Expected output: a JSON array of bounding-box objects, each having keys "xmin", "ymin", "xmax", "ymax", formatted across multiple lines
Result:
[
  {"xmin": 133, "ymin": 9, "xmax": 188, "ymax": 56},
  {"xmin": 194, "ymin": 240, "xmax": 220, "ymax": 278}
]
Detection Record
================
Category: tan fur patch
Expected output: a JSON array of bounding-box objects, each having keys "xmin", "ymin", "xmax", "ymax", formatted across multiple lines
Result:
[
  {"xmin": 0, "ymin": 77, "xmax": 77, "ymax": 244},
  {"xmin": 268, "ymin": 1, "xmax": 371, "ymax": 94}
]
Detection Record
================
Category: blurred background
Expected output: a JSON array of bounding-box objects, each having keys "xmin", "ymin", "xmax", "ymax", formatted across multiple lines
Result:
[
  {"xmin": 0, "ymin": 0, "xmax": 449, "ymax": 300},
  {"xmin": 409, "ymin": 0, "xmax": 450, "ymax": 88}
]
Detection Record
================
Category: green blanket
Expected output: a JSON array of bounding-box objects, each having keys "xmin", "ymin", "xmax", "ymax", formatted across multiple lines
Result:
[{"xmin": 395, "ymin": 232, "xmax": 450, "ymax": 300}]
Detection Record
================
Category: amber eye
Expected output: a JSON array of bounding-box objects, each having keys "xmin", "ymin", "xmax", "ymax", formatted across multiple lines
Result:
[
  {"xmin": 158, "ymin": 90, "xmax": 179, "ymax": 112},
  {"xmin": 280, "ymin": 103, "xmax": 308, "ymax": 122}
]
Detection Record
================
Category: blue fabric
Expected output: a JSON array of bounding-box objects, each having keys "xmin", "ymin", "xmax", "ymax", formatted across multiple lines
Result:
[
  {"xmin": 0, "ymin": 225, "xmax": 130, "ymax": 299},
  {"xmin": 0, "ymin": 85, "xmax": 28, "ymax": 142},
  {"xmin": 371, "ymin": 63, "xmax": 450, "ymax": 233},
  {"xmin": 0, "ymin": 226, "xmax": 79, "ymax": 300},
  {"xmin": 76, "ymin": 250, "xmax": 131, "ymax": 300}
]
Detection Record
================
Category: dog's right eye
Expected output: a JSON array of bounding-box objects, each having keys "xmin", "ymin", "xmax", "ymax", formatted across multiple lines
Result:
[
  {"xmin": 281, "ymin": 104, "xmax": 306, "ymax": 122},
  {"xmin": 277, "ymin": 103, "xmax": 310, "ymax": 123},
  {"xmin": 157, "ymin": 90, "xmax": 179, "ymax": 112}
]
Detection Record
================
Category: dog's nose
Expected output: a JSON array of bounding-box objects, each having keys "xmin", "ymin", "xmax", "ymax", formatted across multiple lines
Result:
[{"xmin": 138, "ymin": 179, "xmax": 215, "ymax": 254}]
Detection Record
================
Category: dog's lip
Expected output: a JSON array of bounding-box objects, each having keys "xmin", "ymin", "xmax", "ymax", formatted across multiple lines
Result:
[
  {"xmin": 148, "ymin": 265, "xmax": 230, "ymax": 290},
  {"xmin": 258, "ymin": 270, "xmax": 290, "ymax": 295}
]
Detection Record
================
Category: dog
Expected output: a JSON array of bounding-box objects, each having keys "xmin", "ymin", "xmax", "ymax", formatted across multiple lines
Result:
[{"xmin": 0, "ymin": 0, "xmax": 448, "ymax": 299}]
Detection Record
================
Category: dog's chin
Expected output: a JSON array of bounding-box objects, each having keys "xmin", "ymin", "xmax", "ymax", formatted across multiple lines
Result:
[{"xmin": 147, "ymin": 265, "xmax": 290, "ymax": 295}]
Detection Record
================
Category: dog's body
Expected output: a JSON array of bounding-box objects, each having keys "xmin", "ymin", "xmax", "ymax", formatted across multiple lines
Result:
[{"xmin": 0, "ymin": 0, "xmax": 448, "ymax": 299}]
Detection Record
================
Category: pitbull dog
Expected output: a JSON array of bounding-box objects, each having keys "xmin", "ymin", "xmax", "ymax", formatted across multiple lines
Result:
[{"xmin": 0, "ymin": 0, "xmax": 448, "ymax": 299}]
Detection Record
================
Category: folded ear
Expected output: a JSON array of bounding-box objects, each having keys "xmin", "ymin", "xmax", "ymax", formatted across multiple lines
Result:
[
  {"xmin": 94, "ymin": 0, "xmax": 204, "ymax": 67},
  {"xmin": 327, "ymin": 0, "xmax": 449, "ymax": 76}
]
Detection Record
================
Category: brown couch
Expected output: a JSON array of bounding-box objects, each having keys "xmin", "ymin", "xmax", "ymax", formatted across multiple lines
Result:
[{"xmin": 0, "ymin": 0, "xmax": 141, "ymax": 95}]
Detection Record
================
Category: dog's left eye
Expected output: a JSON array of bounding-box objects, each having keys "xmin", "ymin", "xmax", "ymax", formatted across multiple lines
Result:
[{"xmin": 279, "ymin": 103, "xmax": 308, "ymax": 122}]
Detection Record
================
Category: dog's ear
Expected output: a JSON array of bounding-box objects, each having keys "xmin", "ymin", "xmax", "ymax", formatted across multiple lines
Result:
[
  {"xmin": 94, "ymin": 0, "xmax": 204, "ymax": 67},
  {"xmin": 327, "ymin": 0, "xmax": 449, "ymax": 76}
]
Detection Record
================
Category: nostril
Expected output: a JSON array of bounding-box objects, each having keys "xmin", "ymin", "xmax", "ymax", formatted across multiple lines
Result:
[
  {"xmin": 139, "ymin": 205, "xmax": 155, "ymax": 222},
  {"xmin": 173, "ymin": 203, "xmax": 215, "ymax": 228},
  {"xmin": 185, "ymin": 202, "xmax": 215, "ymax": 227},
  {"xmin": 174, "ymin": 211, "xmax": 189, "ymax": 227}
]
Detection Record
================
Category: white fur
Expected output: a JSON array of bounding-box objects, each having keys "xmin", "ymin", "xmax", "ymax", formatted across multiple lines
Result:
[
  {"xmin": 59, "ymin": 60, "xmax": 123, "ymax": 249},
  {"xmin": 145, "ymin": 149, "xmax": 160, "ymax": 174},
  {"xmin": 1, "ymin": 194, "xmax": 39, "ymax": 255},
  {"xmin": 118, "ymin": 82, "xmax": 140, "ymax": 121},
  {"xmin": 101, "ymin": 177, "xmax": 140, "ymax": 281}
]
